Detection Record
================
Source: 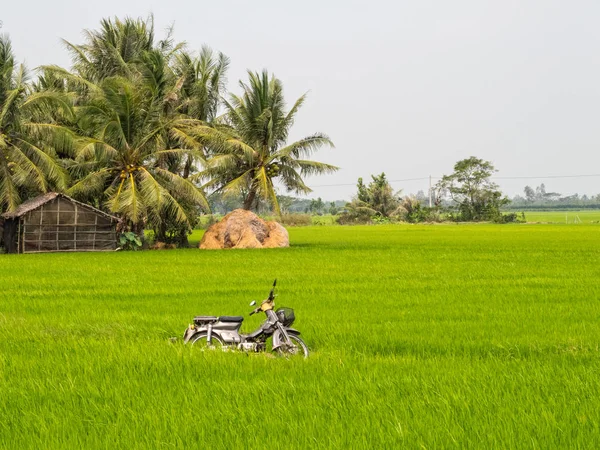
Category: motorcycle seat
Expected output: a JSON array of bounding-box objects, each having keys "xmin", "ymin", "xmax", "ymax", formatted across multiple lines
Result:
[{"xmin": 218, "ymin": 316, "xmax": 244, "ymax": 323}]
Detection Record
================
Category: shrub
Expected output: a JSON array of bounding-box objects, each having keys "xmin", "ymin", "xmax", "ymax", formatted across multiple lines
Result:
[
  {"xmin": 337, "ymin": 209, "xmax": 372, "ymax": 225},
  {"xmin": 423, "ymin": 208, "xmax": 442, "ymax": 223},
  {"xmin": 372, "ymin": 215, "xmax": 391, "ymax": 225},
  {"xmin": 119, "ymin": 232, "xmax": 143, "ymax": 251},
  {"xmin": 312, "ymin": 215, "xmax": 337, "ymax": 226},
  {"xmin": 493, "ymin": 212, "xmax": 526, "ymax": 224},
  {"xmin": 279, "ymin": 213, "xmax": 312, "ymax": 226}
]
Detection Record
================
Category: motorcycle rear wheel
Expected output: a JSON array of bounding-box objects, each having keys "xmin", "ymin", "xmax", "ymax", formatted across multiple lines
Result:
[
  {"xmin": 190, "ymin": 332, "xmax": 223, "ymax": 350},
  {"xmin": 276, "ymin": 335, "xmax": 309, "ymax": 358}
]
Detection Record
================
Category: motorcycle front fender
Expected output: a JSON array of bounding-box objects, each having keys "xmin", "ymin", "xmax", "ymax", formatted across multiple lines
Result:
[
  {"xmin": 272, "ymin": 327, "xmax": 301, "ymax": 350},
  {"xmin": 285, "ymin": 328, "xmax": 301, "ymax": 336}
]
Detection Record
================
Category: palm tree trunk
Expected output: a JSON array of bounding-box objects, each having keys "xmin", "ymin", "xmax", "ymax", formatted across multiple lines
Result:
[
  {"xmin": 178, "ymin": 155, "xmax": 193, "ymax": 245},
  {"xmin": 183, "ymin": 155, "xmax": 192, "ymax": 179},
  {"xmin": 177, "ymin": 224, "xmax": 190, "ymax": 248},
  {"xmin": 178, "ymin": 234, "xmax": 190, "ymax": 248},
  {"xmin": 243, "ymin": 187, "xmax": 257, "ymax": 211},
  {"xmin": 155, "ymin": 223, "xmax": 167, "ymax": 243}
]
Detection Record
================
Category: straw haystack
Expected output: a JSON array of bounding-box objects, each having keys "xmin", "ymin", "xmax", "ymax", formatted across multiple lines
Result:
[{"xmin": 199, "ymin": 209, "xmax": 289, "ymax": 249}]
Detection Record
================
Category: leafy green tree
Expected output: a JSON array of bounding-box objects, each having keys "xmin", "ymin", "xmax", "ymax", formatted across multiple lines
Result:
[
  {"xmin": 339, "ymin": 173, "xmax": 402, "ymax": 223},
  {"xmin": 365, "ymin": 173, "xmax": 401, "ymax": 218},
  {"xmin": 309, "ymin": 197, "xmax": 324, "ymax": 214},
  {"xmin": 400, "ymin": 196, "xmax": 428, "ymax": 223},
  {"xmin": 338, "ymin": 200, "xmax": 377, "ymax": 224},
  {"xmin": 356, "ymin": 177, "xmax": 369, "ymax": 203},
  {"xmin": 436, "ymin": 156, "xmax": 509, "ymax": 221},
  {"xmin": 196, "ymin": 70, "xmax": 337, "ymax": 215},
  {"xmin": 328, "ymin": 201, "xmax": 338, "ymax": 215},
  {"xmin": 535, "ymin": 183, "xmax": 546, "ymax": 202},
  {"xmin": 275, "ymin": 195, "xmax": 294, "ymax": 214},
  {"xmin": 524, "ymin": 185, "xmax": 535, "ymax": 203},
  {"xmin": 0, "ymin": 35, "xmax": 71, "ymax": 212}
]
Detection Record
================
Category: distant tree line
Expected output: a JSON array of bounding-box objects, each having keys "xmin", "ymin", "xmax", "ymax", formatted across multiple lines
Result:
[
  {"xmin": 511, "ymin": 184, "xmax": 600, "ymax": 209},
  {"xmin": 339, "ymin": 157, "xmax": 521, "ymax": 224}
]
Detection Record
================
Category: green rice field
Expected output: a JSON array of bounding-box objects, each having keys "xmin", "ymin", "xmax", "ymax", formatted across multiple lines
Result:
[
  {"xmin": 517, "ymin": 210, "xmax": 600, "ymax": 223},
  {"xmin": 1, "ymin": 224, "xmax": 600, "ymax": 448}
]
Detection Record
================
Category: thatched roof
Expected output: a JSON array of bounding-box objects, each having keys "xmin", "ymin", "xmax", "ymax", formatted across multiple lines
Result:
[{"xmin": 1, "ymin": 193, "xmax": 119, "ymax": 221}]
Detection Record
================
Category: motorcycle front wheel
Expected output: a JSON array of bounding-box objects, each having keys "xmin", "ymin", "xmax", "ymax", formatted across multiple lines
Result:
[
  {"xmin": 276, "ymin": 335, "xmax": 309, "ymax": 359},
  {"xmin": 189, "ymin": 332, "xmax": 223, "ymax": 350}
]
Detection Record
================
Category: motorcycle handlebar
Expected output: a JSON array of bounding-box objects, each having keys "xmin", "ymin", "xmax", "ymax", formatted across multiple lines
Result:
[
  {"xmin": 250, "ymin": 280, "xmax": 277, "ymax": 315},
  {"xmin": 268, "ymin": 279, "xmax": 277, "ymax": 300}
]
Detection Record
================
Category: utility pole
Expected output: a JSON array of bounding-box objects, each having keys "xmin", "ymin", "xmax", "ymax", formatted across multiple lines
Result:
[{"xmin": 428, "ymin": 175, "xmax": 432, "ymax": 207}]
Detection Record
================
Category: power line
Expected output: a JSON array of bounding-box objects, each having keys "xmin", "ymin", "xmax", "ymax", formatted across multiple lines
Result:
[
  {"xmin": 311, "ymin": 177, "xmax": 429, "ymax": 188},
  {"xmin": 493, "ymin": 174, "xmax": 600, "ymax": 180},
  {"xmin": 309, "ymin": 173, "xmax": 600, "ymax": 188}
]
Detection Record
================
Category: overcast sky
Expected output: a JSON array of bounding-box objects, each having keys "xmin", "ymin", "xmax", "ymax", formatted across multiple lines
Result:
[{"xmin": 2, "ymin": 0, "xmax": 600, "ymax": 200}]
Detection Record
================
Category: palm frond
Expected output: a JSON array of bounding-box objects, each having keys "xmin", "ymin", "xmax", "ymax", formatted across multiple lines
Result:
[
  {"xmin": 256, "ymin": 166, "xmax": 280, "ymax": 216},
  {"xmin": 154, "ymin": 167, "xmax": 209, "ymax": 212},
  {"xmin": 22, "ymin": 90, "xmax": 76, "ymax": 122},
  {"xmin": 139, "ymin": 167, "xmax": 189, "ymax": 225},
  {"xmin": 14, "ymin": 137, "xmax": 69, "ymax": 190},
  {"xmin": 105, "ymin": 173, "xmax": 142, "ymax": 222},
  {"xmin": 40, "ymin": 65, "xmax": 101, "ymax": 93},
  {"xmin": 6, "ymin": 144, "xmax": 47, "ymax": 191},
  {"xmin": 68, "ymin": 168, "xmax": 111, "ymax": 198},
  {"xmin": 21, "ymin": 123, "xmax": 76, "ymax": 157},
  {"xmin": 0, "ymin": 156, "xmax": 21, "ymax": 211},
  {"xmin": 273, "ymin": 133, "xmax": 334, "ymax": 159},
  {"xmin": 218, "ymin": 170, "xmax": 253, "ymax": 198},
  {"xmin": 292, "ymin": 159, "xmax": 339, "ymax": 176}
]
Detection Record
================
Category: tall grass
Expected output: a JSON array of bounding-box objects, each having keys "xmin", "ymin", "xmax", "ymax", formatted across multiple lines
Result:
[{"xmin": 1, "ymin": 224, "xmax": 599, "ymax": 448}]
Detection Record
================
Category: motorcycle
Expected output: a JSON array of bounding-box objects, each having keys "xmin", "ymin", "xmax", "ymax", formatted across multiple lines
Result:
[{"xmin": 183, "ymin": 280, "xmax": 309, "ymax": 358}]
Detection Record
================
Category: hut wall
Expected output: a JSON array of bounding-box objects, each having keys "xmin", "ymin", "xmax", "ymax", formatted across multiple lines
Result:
[
  {"xmin": 20, "ymin": 197, "xmax": 116, "ymax": 253},
  {"xmin": 2, "ymin": 219, "xmax": 18, "ymax": 254}
]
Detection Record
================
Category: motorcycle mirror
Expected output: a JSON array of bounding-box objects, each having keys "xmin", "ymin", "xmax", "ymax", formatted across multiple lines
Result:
[{"xmin": 249, "ymin": 300, "xmax": 256, "ymax": 306}]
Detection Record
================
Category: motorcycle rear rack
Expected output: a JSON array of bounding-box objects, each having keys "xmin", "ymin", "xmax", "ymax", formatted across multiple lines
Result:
[{"xmin": 193, "ymin": 316, "xmax": 218, "ymax": 324}]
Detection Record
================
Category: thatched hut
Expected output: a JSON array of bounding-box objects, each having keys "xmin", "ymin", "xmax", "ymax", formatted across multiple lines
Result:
[{"xmin": 1, "ymin": 193, "xmax": 119, "ymax": 254}]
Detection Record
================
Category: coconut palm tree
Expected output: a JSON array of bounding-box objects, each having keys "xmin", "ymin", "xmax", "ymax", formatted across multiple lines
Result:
[
  {"xmin": 41, "ymin": 18, "xmax": 209, "ymax": 240},
  {"xmin": 172, "ymin": 46, "xmax": 229, "ymax": 179},
  {"xmin": 196, "ymin": 70, "xmax": 337, "ymax": 215},
  {"xmin": 174, "ymin": 46, "xmax": 229, "ymax": 123},
  {"xmin": 62, "ymin": 15, "xmax": 181, "ymax": 83},
  {"xmin": 0, "ymin": 35, "xmax": 71, "ymax": 212},
  {"xmin": 66, "ymin": 73, "xmax": 209, "ymax": 234}
]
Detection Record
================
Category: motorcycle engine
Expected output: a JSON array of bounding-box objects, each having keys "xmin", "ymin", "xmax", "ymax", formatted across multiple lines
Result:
[{"xmin": 239, "ymin": 342, "xmax": 258, "ymax": 352}]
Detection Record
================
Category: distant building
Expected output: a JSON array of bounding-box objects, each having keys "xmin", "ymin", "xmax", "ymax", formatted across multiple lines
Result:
[{"xmin": 1, "ymin": 193, "xmax": 119, "ymax": 254}]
